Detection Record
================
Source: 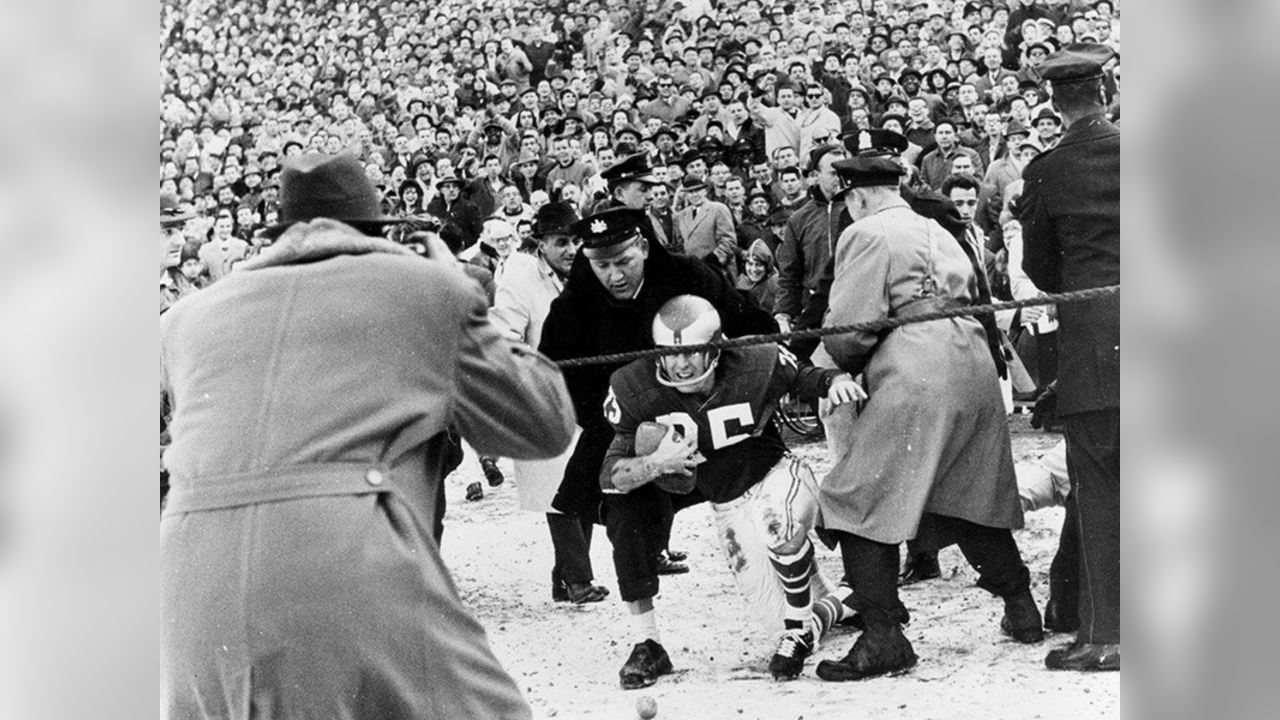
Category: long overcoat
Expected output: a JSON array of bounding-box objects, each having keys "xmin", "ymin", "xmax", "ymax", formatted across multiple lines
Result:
[
  {"xmin": 820, "ymin": 202, "xmax": 1021, "ymax": 543},
  {"xmin": 160, "ymin": 219, "xmax": 576, "ymax": 719}
]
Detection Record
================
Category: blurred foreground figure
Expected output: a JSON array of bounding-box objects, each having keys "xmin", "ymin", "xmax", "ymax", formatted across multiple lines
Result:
[
  {"xmin": 160, "ymin": 153, "xmax": 576, "ymax": 719},
  {"xmin": 1018, "ymin": 43, "xmax": 1121, "ymax": 672}
]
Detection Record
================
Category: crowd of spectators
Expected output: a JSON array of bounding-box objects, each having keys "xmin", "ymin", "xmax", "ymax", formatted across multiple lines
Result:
[{"xmin": 159, "ymin": 0, "xmax": 1120, "ymax": 312}]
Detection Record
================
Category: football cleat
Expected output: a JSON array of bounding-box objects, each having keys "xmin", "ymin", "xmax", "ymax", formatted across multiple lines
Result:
[{"xmin": 768, "ymin": 628, "xmax": 815, "ymax": 680}]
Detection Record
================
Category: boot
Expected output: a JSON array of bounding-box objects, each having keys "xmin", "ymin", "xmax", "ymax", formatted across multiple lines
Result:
[
  {"xmin": 815, "ymin": 624, "xmax": 917, "ymax": 681},
  {"xmin": 1000, "ymin": 589, "xmax": 1045, "ymax": 644},
  {"xmin": 480, "ymin": 456, "xmax": 505, "ymax": 487},
  {"xmin": 1045, "ymin": 640, "xmax": 1119, "ymax": 671},
  {"xmin": 465, "ymin": 481, "xmax": 483, "ymax": 501},
  {"xmin": 898, "ymin": 551, "xmax": 941, "ymax": 585}
]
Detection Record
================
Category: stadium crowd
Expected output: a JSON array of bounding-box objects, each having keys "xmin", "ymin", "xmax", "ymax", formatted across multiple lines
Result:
[{"xmin": 160, "ymin": 0, "xmax": 1118, "ymax": 314}]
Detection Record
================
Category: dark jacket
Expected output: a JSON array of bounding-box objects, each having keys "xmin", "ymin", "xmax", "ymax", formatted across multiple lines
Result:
[
  {"xmin": 425, "ymin": 195, "xmax": 484, "ymax": 246},
  {"xmin": 538, "ymin": 240, "xmax": 777, "ymax": 518},
  {"xmin": 1018, "ymin": 113, "xmax": 1120, "ymax": 415},
  {"xmin": 774, "ymin": 186, "xmax": 852, "ymax": 356}
]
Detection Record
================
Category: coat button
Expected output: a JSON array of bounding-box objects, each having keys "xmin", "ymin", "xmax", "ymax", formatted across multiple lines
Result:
[{"xmin": 365, "ymin": 468, "xmax": 385, "ymax": 486}]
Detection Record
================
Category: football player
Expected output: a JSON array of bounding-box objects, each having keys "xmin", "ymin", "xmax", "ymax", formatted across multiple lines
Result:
[{"xmin": 600, "ymin": 295, "xmax": 866, "ymax": 686}]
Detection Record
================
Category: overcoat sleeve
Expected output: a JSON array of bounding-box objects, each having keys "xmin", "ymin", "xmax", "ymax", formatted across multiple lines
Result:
[
  {"xmin": 712, "ymin": 204, "xmax": 738, "ymax": 264},
  {"xmin": 451, "ymin": 278, "xmax": 576, "ymax": 459}
]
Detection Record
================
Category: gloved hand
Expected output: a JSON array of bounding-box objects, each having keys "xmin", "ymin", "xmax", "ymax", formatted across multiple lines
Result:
[{"xmin": 1030, "ymin": 383, "xmax": 1058, "ymax": 430}]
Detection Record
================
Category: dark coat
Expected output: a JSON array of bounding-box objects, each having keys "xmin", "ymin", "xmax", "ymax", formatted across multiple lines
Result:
[
  {"xmin": 537, "ymin": 240, "xmax": 777, "ymax": 518},
  {"xmin": 425, "ymin": 195, "xmax": 484, "ymax": 246},
  {"xmin": 1018, "ymin": 113, "xmax": 1120, "ymax": 415}
]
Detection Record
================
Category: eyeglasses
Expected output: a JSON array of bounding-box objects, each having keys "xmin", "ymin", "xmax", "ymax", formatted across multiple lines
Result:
[{"xmin": 807, "ymin": 93, "xmax": 824, "ymax": 99}]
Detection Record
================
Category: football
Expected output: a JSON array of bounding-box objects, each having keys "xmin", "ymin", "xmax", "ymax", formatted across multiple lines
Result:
[{"xmin": 634, "ymin": 421, "xmax": 698, "ymax": 495}]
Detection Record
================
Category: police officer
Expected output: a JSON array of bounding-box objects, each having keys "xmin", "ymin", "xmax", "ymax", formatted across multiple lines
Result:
[
  {"xmin": 537, "ymin": 207, "xmax": 776, "ymax": 688},
  {"xmin": 1017, "ymin": 43, "xmax": 1120, "ymax": 673}
]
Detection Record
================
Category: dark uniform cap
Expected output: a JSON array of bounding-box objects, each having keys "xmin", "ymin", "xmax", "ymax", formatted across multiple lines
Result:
[
  {"xmin": 572, "ymin": 207, "xmax": 650, "ymax": 255},
  {"xmin": 1036, "ymin": 42, "xmax": 1116, "ymax": 84},
  {"xmin": 842, "ymin": 128, "xmax": 909, "ymax": 157},
  {"xmin": 532, "ymin": 200, "xmax": 580, "ymax": 237},
  {"xmin": 601, "ymin": 152, "xmax": 662, "ymax": 186},
  {"xmin": 831, "ymin": 155, "xmax": 907, "ymax": 198}
]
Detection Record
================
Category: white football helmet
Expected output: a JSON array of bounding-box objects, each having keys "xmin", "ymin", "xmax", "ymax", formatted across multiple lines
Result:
[{"xmin": 652, "ymin": 295, "xmax": 723, "ymax": 389}]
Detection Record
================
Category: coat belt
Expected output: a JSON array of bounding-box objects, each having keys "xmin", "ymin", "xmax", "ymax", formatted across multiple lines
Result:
[
  {"xmin": 163, "ymin": 461, "xmax": 414, "ymax": 515},
  {"xmin": 893, "ymin": 295, "xmax": 966, "ymax": 320}
]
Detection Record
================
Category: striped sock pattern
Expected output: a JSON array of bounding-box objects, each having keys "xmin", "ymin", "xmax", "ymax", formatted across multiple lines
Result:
[
  {"xmin": 811, "ymin": 584, "xmax": 853, "ymax": 638},
  {"xmin": 769, "ymin": 539, "xmax": 815, "ymax": 630}
]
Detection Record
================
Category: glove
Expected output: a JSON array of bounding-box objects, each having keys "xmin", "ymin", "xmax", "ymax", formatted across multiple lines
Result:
[{"xmin": 1029, "ymin": 383, "xmax": 1058, "ymax": 430}]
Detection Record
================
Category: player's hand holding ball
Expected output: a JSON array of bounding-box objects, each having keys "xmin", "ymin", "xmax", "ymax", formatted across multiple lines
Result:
[{"xmin": 634, "ymin": 421, "xmax": 704, "ymax": 494}]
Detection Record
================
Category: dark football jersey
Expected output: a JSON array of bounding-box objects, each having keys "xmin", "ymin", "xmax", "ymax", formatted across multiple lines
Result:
[{"xmin": 601, "ymin": 343, "xmax": 841, "ymax": 503}]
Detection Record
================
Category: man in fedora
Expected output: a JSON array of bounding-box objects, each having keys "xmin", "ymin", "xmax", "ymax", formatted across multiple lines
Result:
[
  {"xmin": 673, "ymin": 174, "xmax": 739, "ymax": 283},
  {"xmin": 489, "ymin": 201, "xmax": 611, "ymax": 605},
  {"xmin": 161, "ymin": 152, "xmax": 577, "ymax": 718}
]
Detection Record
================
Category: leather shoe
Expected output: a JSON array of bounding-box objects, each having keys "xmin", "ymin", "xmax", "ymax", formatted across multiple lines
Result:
[
  {"xmin": 899, "ymin": 551, "xmax": 941, "ymax": 586},
  {"xmin": 1000, "ymin": 590, "xmax": 1045, "ymax": 644},
  {"xmin": 1043, "ymin": 599, "xmax": 1079, "ymax": 633},
  {"xmin": 655, "ymin": 553, "xmax": 689, "ymax": 575},
  {"xmin": 816, "ymin": 625, "xmax": 917, "ymax": 681},
  {"xmin": 620, "ymin": 639, "xmax": 673, "ymax": 689},
  {"xmin": 1045, "ymin": 641, "xmax": 1120, "ymax": 671},
  {"xmin": 565, "ymin": 581, "xmax": 609, "ymax": 604},
  {"xmin": 465, "ymin": 482, "xmax": 484, "ymax": 501},
  {"xmin": 664, "ymin": 548, "xmax": 688, "ymax": 562}
]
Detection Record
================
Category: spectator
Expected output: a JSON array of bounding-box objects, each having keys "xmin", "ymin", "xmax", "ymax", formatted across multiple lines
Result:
[
  {"xmin": 488, "ymin": 201, "xmax": 607, "ymax": 605},
  {"xmin": 736, "ymin": 239, "xmax": 779, "ymax": 313},
  {"xmin": 426, "ymin": 175, "xmax": 484, "ymax": 247},
  {"xmin": 673, "ymin": 175, "xmax": 739, "ymax": 283},
  {"xmin": 919, "ymin": 120, "xmax": 984, "ymax": 190}
]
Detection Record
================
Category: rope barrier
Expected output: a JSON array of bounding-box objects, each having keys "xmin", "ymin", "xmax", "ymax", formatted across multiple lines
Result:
[{"xmin": 554, "ymin": 284, "xmax": 1118, "ymax": 368}]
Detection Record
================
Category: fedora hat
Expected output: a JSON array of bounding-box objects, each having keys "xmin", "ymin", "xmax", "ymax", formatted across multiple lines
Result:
[
  {"xmin": 262, "ymin": 153, "xmax": 404, "ymax": 238},
  {"xmin": 160, "ymin": 191, "xmax": 198, "ymax": 227}
]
